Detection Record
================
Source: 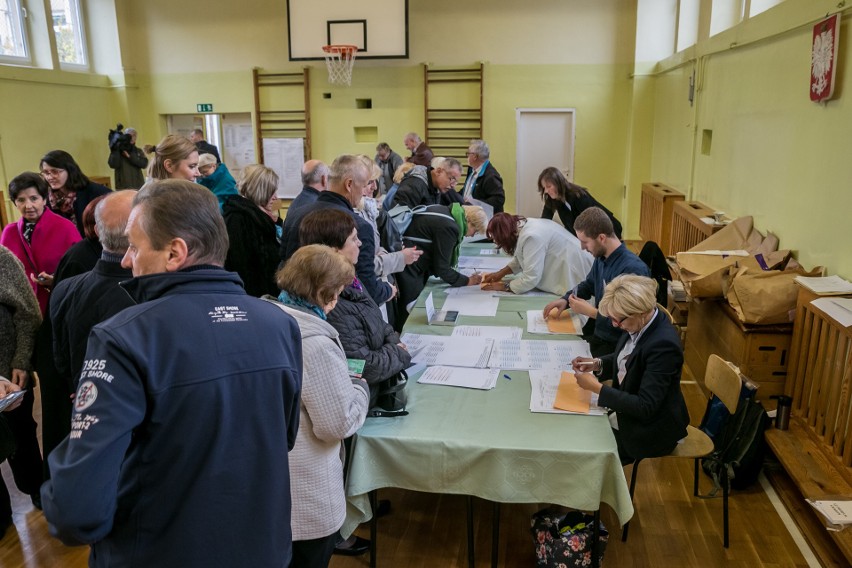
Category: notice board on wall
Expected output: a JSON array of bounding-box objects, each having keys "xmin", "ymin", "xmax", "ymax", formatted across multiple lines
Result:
[{"xmin": 262, "ymin": 138, "xmax": 305, "ymax": 198}]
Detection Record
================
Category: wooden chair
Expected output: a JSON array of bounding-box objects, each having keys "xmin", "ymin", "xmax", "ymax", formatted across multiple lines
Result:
[{"xmin": 621, "ymin": 354, "xmax": 742, "ymax": 547}]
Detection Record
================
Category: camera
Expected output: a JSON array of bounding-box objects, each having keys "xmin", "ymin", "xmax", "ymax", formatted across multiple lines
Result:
[{"xmin": 108, "ymin": 123, "xmax": 133, "ymax": 153}]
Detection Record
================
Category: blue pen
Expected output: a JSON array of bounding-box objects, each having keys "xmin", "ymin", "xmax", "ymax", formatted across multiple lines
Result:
[{"xmin": 503, "ymin": 374, "xmax": 512, "ymax": 381}]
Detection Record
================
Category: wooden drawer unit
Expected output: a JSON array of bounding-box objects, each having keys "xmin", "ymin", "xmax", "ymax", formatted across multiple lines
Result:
[
  {"xmin": 669, "ymin": 200, "xmax": 723, "ymax": 255},
  {"xmin": 639, "ymin": 182, "xmax": 684, "ymax": 254}
]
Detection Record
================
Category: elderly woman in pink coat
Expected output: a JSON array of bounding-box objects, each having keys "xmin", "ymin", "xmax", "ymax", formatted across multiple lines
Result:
[{"xmin": 0, "ymin": 172, "xmax": 80, "ymax": 314}]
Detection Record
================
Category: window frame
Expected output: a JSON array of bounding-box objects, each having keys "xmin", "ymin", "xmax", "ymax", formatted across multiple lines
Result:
[
  {"xmin": 0, "ymin": 0, "xmax": 31, "ymax": 66},
  {"xmin": 52, "ymin": 0, "xmax": 89, "ymax": 70}
]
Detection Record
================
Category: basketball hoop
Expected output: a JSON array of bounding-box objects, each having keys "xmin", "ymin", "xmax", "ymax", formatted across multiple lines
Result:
[{"xmin": 322, "ymin": 45, "xmax": 358, "ymax": 86}]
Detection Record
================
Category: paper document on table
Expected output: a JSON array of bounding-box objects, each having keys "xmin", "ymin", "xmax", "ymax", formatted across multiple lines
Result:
[
  {"xmin": 795, "ymin": 275, "xmax": 852, "ymax": 295},
  {"xmin": 529, "ymin": 370, "xmax": 605, "ymax": 415},
  {"xmin": 554, "ymin": 372, "xmax": 591, "ymax": 413},
  {"xmin": 452, "ymin": 325, "xmax": 523, "ymax": 340},
  {"xmin": 678, "ymin": 249, "xmax": 749, "ymax": 257},
  {"xmin": 417, "ymin": 366, "xmax": 500, "ymax": 390},
  {"xmin": 400, "ymin": 333, "xmax": 494, "ymax": 368},
  {"xmin": 807, "ymin": 500, "xmax": 852, "ymax": 527},
  {"xmin": 442, "ymin": 293, "xmax": 500, "ymax": 317},
  {"xmin": 811, "ymin": 298, "xmax": 852, "ymax": 328},
  {"xmin": 479, "ymin": 248, "xmax": 500, "ymax": 255},
  {"xmin": 490, "ymin": 288, "xmax": 557, "ymax": 298},
  {"xmin": 488, "ymin": 339, "xmax": 591, "ymax": 370},
  {"xmin": 457, "ymin": 256, "xmax": 509, "ymax": 271},
  {"xmin": 526, "ymin": 310, "xmax": 585, "ymax": 335}
]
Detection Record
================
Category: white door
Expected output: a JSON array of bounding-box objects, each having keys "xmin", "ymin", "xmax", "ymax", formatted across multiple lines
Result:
[{"xmin": 515, "ymin": 109, "xmax": 575, "ymax": 220}]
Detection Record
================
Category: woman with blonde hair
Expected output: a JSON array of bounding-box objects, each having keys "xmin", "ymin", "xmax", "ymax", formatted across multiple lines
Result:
[
  {"xmin": 571, "ymin": 274, "xmax": 689, "ymax": 463},
  {"xmin": 144, "ymin": 134, "xmax": 200, "ymax": 182},
  {"xmin": 266, "ymin": 244, "xmax": 369, "ymax": 567},
  {"xmin": 223, "ymin": 164, "xmax": 283, "ymax": 297}
]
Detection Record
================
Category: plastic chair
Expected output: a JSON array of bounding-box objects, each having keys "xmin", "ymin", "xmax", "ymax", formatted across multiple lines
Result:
[{"xmin": 621, "ymin": 354, "xmax": 742, "ymax": 547}]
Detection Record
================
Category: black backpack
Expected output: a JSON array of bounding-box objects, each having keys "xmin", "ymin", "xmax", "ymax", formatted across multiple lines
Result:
[{"xmin": 701, "ymin": 391, "xmax": 769, "ymax": 492}]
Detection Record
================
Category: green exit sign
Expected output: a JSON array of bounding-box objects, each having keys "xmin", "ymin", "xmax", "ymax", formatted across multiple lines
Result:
[{"xmin": 197, "ymin": 103, "xmax": 213, "ymax": 112}]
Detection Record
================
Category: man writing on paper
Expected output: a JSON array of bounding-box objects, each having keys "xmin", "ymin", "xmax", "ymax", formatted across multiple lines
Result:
[
  {"xmin": 543, "ymin": 207, "xmax": 649, "ymax": 357},
  {"xmin": 42, "ymin": 180, "xmax": 303, "ymax": 568}
]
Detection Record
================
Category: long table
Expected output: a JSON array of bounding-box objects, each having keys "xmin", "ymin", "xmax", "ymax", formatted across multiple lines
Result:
[{"xmin": 343, "ymin": 246, "xmax": 633, "ymax": 565}]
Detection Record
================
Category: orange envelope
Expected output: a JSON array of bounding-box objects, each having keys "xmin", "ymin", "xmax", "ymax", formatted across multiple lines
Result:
[
  {"xmin": 553, "ymin": 371, "xmax": 591, "ymax": 414},
  {"xmin": 545, "ymin": 310, "xmax": 577, "ymax": 334}
]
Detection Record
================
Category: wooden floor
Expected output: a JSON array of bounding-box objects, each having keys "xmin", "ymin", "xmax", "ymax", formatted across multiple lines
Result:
[{"xmin": 1, "ymin": 375, "xmax": 813, "ymax": 567}]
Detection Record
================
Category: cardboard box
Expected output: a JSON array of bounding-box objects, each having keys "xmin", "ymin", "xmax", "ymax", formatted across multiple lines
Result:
[{"xmin": 683, "ymin": 298, "xmax": 792, "ymax": 400}]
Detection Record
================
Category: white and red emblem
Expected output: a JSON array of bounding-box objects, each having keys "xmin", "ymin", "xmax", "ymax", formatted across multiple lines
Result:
[{"xmin": 810, "ymin": 14, "xmax": 840, "ymax": 102}]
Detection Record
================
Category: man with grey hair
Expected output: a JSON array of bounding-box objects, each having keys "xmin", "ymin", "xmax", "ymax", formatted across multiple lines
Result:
[
  {"xmin": 289, "ymin": 159, "xmax": 329, "ymax": 214},
  {"xmin": 281, "ymin": 154, "xmax": 395, "ymax": 308},
  {"xmin": 403, "ymin": 132, "xmax": 433, "ymax": 166},
  {"xmin": 391, "ymin": 156, "xmax": 465, "ymax": 208},
  {"xmin": 46, "ymin": 190, "xmax": 138, "ymax": 467},
  {"xmin": 461, "ymin": 139, "xmax": 505, "ymax": 213},
  {"xmin": 43, "ymin": 180, "xmax": 303, "ymax": 568},
  {"xmin": 107, "ymin": 127, "xmax": 147, "ymax": 189},
  {"xmin": 375, "ymin": 142, "xmax": 403, "ymax": 196}
]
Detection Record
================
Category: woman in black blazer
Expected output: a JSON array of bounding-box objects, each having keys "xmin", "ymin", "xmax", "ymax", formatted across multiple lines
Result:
[
  {"xmin": 39, "ymin": 150, "xmax": 111, "ymax": 237},
  {"xmin": 572, "ymin": 274, "xmax": 689, "ymax": 462},
  {"xmin": 538, "ymin": 167, "xmax": 622, "ymax": 239}
]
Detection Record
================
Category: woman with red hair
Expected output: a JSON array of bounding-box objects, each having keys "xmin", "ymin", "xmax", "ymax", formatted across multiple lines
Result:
[{"xmin": 481, "ymin": 213, "xmax": 593, "ymax": 295}]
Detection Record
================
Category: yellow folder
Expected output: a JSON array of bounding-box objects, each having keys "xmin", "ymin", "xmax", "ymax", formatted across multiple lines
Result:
[
  {"xmin": 546, "ymin": 310, "xmax": 577, "ymax": 334},
  {"xmin": 553, "ymin": 371, "xmax": 591, "ymax": 414}
]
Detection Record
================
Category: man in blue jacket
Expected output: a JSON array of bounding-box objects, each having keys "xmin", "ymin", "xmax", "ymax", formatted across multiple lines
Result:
[{"xmin": 41, "ymin": 180, "xmax": 303, "ymax": 568}]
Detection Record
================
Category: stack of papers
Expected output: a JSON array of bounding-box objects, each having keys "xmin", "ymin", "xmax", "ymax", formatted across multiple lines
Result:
[
  {"xmin": 441, "ymin": 290, "xmax": 500, "ymax": 317},
  {"xmin": 526, "ymin": 310, "xmax": 585, "ymax": 335},
  {"xmin": 488, "ymin": 339, "xmax": 591, "ymax": 370},
  {"xmin": 811, "ymin": 298, "xmax": 852, "ymax": 328},
  {"xmin": 401, "ymin": 333, "xmax": 494, "ymax": 368},
  {"xmin": 451, "ymin": 325, "xmax": 522, "ymax": 339},
  {"xmin": 529, "ymin": 370, "xmax": 606, "ymax": 415},
  {"xmin": 795, "ymin": 275, "xmax": 852, "ymax": 295},
  {"xmin": 417, "ymin": 366, "xmax": 501, "ymax": 390},
  {"xmin": 669, "ymin": 279, "xmax": 687, "ymax": 302},
  {"xmin": 806, "ymin": 499, "xmax": 852, "ymax": 530},
  {"xmin": 457, "ymin": 256, "xmax": 509, "ymax": 272}
]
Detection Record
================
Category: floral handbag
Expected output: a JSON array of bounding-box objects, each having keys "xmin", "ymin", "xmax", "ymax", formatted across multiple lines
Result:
[{"xmin": 530, "ymin": 508, "xmax": 608, "ymax": 567}]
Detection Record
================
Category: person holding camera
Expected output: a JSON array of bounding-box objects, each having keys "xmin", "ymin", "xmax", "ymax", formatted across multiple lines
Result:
[{"xmin": 108, "ymin": 126, "xmax": 147, "ymax": 189}]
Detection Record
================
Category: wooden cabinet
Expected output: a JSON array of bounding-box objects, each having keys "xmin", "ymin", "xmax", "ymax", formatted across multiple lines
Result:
[{"xmin": 639, "ymin": 182, "xmax": 684, "ymax": 255}]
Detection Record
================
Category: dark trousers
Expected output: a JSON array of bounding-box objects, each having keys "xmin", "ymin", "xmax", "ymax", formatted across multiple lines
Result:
[
  {"xmin": 0, "ymin": 387, "xmax": 44, "ymax": 519},
  {"xmin": 290, "ymin": 533, "xmax": 338, "ymax": 568},
  {"xmin": 35, "ymin": 321, "xmax": 72, "ymax": 479}
]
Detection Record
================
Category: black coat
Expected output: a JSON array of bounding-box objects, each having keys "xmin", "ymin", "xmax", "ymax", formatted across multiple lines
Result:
[
  {"xmin": 326, "ymin": 283, "xmax": 411, "ymax": 397},
  {"xmin": 393, "ymin": 167, "xmax": 464, "ymax": 209},
  {"xmin": 195, "ymin": 140, "xmax": 221, "ymax": 163},
  {"xmin": 396, "ymin": 205, "xmax": 468, "ymax": 310},
  {"xmin": 53, "ymin": 238, "xmax": 102, "ymax": 285},
  {"xmin": 463, "ymin": 161, "xmax": 505, "ymax": 213},
  {"xmin": 541, "ymin": 188, "xmax": 622, "ymax": 239},
  {"xmin": 223, "ymin": 195, "xmax": 282, "ymax": 298},
  {"xmin": 57, "ymin": 181, "xmax": 111, "ymax": 238},
  {"xmin": 597, "ymin": 310, "xmax": 690, "ymax": 459}
]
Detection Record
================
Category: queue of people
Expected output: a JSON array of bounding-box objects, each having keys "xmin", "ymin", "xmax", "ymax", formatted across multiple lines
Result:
[{"xmin": 0, "ymin": 133, "xmax": 690, "ymax": 567}]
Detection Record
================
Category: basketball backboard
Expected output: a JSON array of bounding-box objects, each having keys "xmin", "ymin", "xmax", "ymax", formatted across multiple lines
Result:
[{"xmin": 287, "ymin": 0, "xmax": 409, "ymax": 60}]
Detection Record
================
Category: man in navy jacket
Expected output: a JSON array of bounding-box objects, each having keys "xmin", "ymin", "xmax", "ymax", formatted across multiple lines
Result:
[{"xmin": 42, "ymin": 180, "xmax": 303, "ymax": 568}]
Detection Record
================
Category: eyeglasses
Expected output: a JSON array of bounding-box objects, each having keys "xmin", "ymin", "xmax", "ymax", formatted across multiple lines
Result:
[
  {"xmin": 608, "ymin": 314, "xmax": 628, "ymax": 327},
  {"xmin": 465, "ymin": 151, "xmax": 476, "ymax": 156},
  {"xmin": 40, "ymin": 168, "xmax": 65, "ymax": 178}
]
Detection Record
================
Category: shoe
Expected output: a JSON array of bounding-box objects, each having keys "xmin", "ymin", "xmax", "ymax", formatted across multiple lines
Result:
[
  {"xmin": 333, "ymin": 535, "xmax": 370, "ymax": 556},
  {"xmin": 375, "ymin": 499, "xmax": 391, "ymax": 518},
  {"xmin": 31, "ymin": 493, "xmax": 42, "ymax": 511}
]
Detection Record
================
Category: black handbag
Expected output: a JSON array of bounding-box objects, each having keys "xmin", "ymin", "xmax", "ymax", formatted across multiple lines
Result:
[{"xmin": 368, "ymin": 370, "xmax": 408, "ymax": 417}]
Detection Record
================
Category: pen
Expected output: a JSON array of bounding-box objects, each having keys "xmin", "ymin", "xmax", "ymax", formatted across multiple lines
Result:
[{"xmin": 503, "ymin": 374, "xmax": 512, "ymax": 381}]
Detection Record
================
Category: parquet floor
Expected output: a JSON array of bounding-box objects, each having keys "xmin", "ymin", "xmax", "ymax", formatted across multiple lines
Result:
[{"xmin": 1, "ymin": 376, "xmax": 814, "ymax": 567}]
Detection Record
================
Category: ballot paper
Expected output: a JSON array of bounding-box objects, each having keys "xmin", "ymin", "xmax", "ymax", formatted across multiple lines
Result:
[
  {"xmin": 452, "ymin": 325, "xmax": 523, "ymax": 340},
  {"xmin": 526, "ymin": 310, "xmax": 586, "ymax": 335},
  {"xmin": 487, "ymin": 338, "xmax": 591, "ymax": 370},
  {"xmin": 529, "ymin": 370, "xmax": 605, "ymax": 415},
  {"xmin": 400, "ymin": 333, "xmax": 494, "ymax": 368},
  {"xmin": 806, "ymin": 499, "xmax": 852, "ymax": 529},
  {"xmin": 417, "ymin": 366, "xmax": 501, "ymax": 390}
]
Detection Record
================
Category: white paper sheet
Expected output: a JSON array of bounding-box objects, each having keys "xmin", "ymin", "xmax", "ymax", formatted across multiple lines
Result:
[
  {"xmin": 452, "ymin": 325, "xmax": 523, "ymax": 340},
  {"xmin": 528, "ymin": 370, "xmax": 606, "ymax": 415},
  {"xmin": 807, "ymin": 499, "xmax": 852, "ymax": 526},
  {"xmin": 417, "ymin": 366, "xmax": 501, "ymax": 390},
  {"xmin": 400, "ymin": 333, "xmax": 494, "ymax": 368},
  {"xmin": 526, "ymin": 310, "xmax": 586, "ymax": 335},
  {"xmin": 811, "ymin": 298, "xmax": 852, "ymax": 327},
  {"xmin": 479, "ymin": 248, "xmax": 501, "ymax": 255},
  {"xmin": 795, "ymin": 275, "xmax": 852, "ymax": 295},
  {"xmin": 487, "ymin": 339, "xmax": 591, "ymax": 370},
  {"xmin": 441, "ymin": 294, "xmax": 500, "ymax": 317},
  {"xmin": 457, "ymin": 256, "xmax": 510, "ymax": 271}
]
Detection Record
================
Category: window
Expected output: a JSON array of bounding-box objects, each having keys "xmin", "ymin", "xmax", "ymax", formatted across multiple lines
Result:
[
  {"xmin": 51, "ymin": 0, "xmax": 86, "ymax": 67},
  {"xmin": 0, "ymin": 0, "xmax": 29, "ymax": 63},
  {"xmin": 749, "ymin": 0, "xmax": 784, "ymax": 18}
]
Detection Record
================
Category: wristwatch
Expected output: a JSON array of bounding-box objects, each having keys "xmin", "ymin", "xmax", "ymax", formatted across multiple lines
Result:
[
  {"xmin": 593, "ymin": 358, "xmax": 603, "ymax": 377},
  {"xmin": 504, "ymin": 281, "xmax": 511, "ymax": 292}
]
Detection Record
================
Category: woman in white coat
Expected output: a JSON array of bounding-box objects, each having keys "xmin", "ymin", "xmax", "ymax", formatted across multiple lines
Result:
[
  {"xmin": 268, "ymin": 244, "xmax": 370, "ymax": 567},
  {"xmin": 480, "ymin": 213, "xmax": 593, "ymax": 295}
]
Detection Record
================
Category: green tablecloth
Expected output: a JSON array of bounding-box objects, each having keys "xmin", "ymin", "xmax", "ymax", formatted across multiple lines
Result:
[{"xmin": 342, "ymin": 245, "xmax": 633, "ymax": 536}]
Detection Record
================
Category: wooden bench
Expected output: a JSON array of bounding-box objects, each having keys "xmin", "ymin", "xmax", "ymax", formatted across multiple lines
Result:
[{"xmin": 764, "ymin": 286, "xmax": 852, "ymax": 566}]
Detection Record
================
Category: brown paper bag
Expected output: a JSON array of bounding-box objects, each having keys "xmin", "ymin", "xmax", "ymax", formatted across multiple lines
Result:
[{"xmin": 726, "ymin": 266, "xmax": 823, "ymax": 325}]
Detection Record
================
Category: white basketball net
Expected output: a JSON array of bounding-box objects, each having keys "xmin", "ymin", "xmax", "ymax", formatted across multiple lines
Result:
[{"xmin": 323, "ymin": 46, "xmax": 357, "ymax": 86}]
